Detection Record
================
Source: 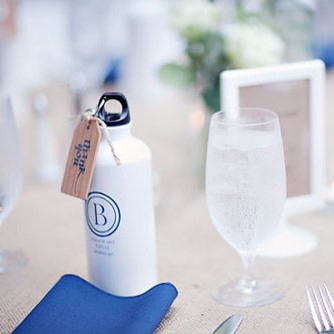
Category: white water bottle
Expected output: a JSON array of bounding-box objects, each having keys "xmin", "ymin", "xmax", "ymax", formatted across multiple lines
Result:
[{"xmin": 84, "ymin": 92, "xmax": 157, "ymax": 296}]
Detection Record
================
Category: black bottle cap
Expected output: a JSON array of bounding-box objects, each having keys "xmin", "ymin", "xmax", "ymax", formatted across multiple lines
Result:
[{"xmin": 97, "ymin": 92, "xmax": 131, "ymax": 127}]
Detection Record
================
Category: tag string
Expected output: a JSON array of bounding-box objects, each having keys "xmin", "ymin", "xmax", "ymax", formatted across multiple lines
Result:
[
  {"xmin": 97, "ymin": 118, "xmax": 121, "ymax": 166},
  {"xmin": 81, "ymin": 109, "xmax": 121, "ymax": 166}
]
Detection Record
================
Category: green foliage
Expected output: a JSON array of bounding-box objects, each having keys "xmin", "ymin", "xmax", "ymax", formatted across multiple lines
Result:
[
  {"xmin": 201, "ymin": 77, "xmax": 220, "ymax": 113},
  {"xmin": 157, "ymin": 63, "xmax": 196, "ymax": 88},
  {"xmin": 159, "ymin": 32, "xmax": 231, "ymax": 112},
  {"xmin": 158, "ymin": 1, "xmax": 311, "ymax": 112}
]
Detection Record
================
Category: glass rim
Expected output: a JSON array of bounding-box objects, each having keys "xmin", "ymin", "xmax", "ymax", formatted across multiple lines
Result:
[{"xmin": 212, "ymin": 108, "xmax": 279, "ymax": 127}]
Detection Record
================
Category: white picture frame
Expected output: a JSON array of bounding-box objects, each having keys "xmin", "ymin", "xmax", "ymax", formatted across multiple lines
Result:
[{"xmin": 220, "ymin": 60, "xmax": 326, "ymax": 214}]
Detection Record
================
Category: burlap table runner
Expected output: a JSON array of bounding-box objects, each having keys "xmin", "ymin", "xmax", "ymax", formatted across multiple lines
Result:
[{"xmin": 0, "ymin": 182, "xmax": 332, "ymax": 334}]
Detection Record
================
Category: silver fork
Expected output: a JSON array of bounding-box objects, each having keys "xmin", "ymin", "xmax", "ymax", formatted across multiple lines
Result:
[{"xmin": 306, "ymin": 285, "xmax": 334, "ymax": 333}]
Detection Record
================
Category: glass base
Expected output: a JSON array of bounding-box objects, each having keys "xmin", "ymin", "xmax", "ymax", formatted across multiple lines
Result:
[
  {"xmin": 257, "ymin": 225, "xmax": 317, "ymax": 258},
  {"xmin": 213, "ymin": 279, "xmax": 284, "ymax": 307},
  {"xmin": 0, "ymin": 249, "xmax": 27, "ymax": 273}
]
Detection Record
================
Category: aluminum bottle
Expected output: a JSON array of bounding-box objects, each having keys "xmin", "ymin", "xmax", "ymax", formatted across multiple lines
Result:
[{"xmin": 84, "ymin": 92, "xmax": 157, "ymax": 296}]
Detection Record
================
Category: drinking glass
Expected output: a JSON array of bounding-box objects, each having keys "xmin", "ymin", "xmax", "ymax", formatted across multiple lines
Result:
[
  {"xmin": 0, "ymin": 97, "xmax": 23, "ymax": 273},
  {"xmin": 206, "ymin": 108, "xmax": 286, "ymax": 306}
]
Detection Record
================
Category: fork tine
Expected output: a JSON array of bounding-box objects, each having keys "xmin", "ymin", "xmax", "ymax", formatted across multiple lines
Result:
[
  {"xmin": 324, "ymin": 284, "xmax": 334, "ymax": 314},
  {"xmin": 322, "ymin": 284, "xmax": 334, "ymax": 328},
  {"xmin": 307, "ymin": 286, "xmax": 323, "ymax": 333},
  {"xmin": 312, "ymin": 286, "xmax": 330, "ymax": 331},
  {"xmin": 319, "ymin": 286, "xmax": 334, "ymax": 329}
]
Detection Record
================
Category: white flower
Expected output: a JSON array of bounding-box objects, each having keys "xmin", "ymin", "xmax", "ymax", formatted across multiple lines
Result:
[
  {"xmin": 224, "ymin": 20, "xmax": 285, "ymax": 68},
  {"xmin": 172, "ymin": 0, "xmax": 223, "ymax": 40}
]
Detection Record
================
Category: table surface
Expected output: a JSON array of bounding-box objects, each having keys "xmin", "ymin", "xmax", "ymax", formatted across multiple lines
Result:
[{"xmin": 1, "ymin": 74, "xmax": 334, "ymax": 333}]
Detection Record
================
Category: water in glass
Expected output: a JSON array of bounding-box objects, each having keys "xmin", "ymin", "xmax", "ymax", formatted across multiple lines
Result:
[{"xmin": 206, "ymin": 108, "xmax": 286, "ymax": 306}]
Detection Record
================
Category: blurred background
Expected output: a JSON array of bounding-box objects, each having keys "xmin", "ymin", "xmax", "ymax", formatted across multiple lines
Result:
[{"xmin": 0, "ymin": 0, "xmax": 334, "ymax": 216}]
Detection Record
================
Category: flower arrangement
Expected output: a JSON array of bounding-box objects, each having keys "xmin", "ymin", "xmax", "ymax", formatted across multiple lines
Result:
[{"xmin": 158, "ymin": 1, "xmax": 287, "ymax": 112}]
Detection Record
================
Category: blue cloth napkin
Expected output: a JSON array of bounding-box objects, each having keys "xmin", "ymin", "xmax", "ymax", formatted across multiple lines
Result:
[{"xmin": 13, "ymin": 274, "xmax": 178, "ymax": 334}]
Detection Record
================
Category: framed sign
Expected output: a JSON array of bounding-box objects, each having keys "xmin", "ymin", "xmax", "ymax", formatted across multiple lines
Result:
[{"xmin": 220, "ymin": 60, "xmax": 326, "ymax": 214}]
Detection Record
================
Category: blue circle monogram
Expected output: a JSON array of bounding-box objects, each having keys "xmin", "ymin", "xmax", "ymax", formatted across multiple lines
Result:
[{"xmin": 85, "ymin": 191, "xmax": 121, "ymax": 237}]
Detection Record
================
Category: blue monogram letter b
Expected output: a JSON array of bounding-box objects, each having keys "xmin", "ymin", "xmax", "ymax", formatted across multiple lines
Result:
[{"xmin": 93, "ymin": 203, "xmax": 107, "ymax": 226}]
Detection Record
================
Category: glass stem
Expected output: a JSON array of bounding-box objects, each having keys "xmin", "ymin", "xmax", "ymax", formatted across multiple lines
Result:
[{"xmin": 240, "ymin": 252, "xmax": 256, "ymax": 292}]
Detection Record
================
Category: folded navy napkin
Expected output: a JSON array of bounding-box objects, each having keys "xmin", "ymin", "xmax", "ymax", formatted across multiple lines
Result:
[{"xmin": 13, "ymin": 274, "xmax": 178, "ymax": 334}]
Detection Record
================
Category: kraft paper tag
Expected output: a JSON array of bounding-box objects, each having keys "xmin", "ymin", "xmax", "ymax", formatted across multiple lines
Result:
[{"xmin": 61, "ymin": 118, "xmax": 101, "ymax": 200}]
